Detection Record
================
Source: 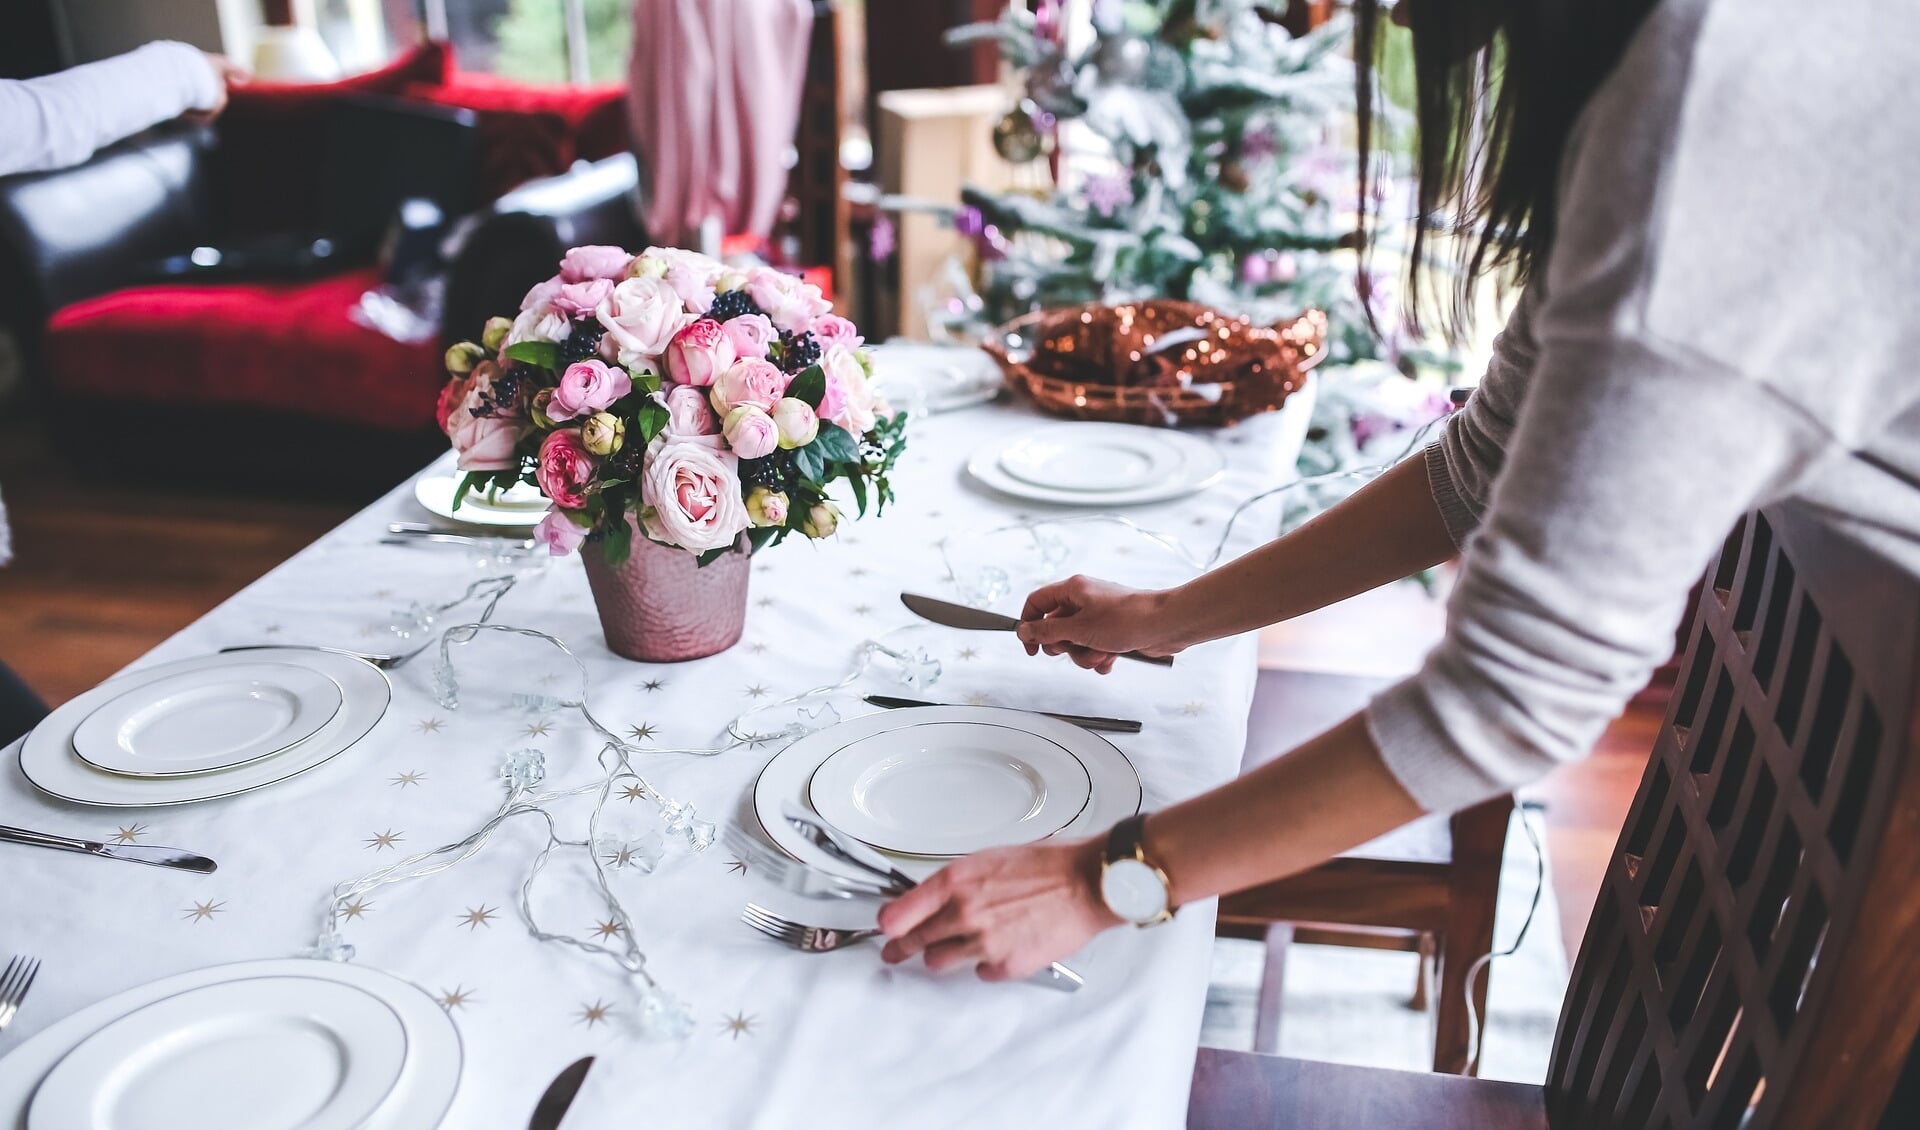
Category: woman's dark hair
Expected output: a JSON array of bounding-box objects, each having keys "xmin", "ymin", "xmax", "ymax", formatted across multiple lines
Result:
[{"xmin": 1353, "ymin": 0, "xmax": 1662, "ymax": 341}]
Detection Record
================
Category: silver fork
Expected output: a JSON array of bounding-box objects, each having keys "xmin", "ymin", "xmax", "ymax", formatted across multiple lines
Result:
[
  {"xmin": 219, "ymin": 641, "xmax": 432, "ymax": 671},
  {"xmin": 741, "ymin": 903, "xmax": 881, "ymax": 953},
  {"xmin": 0, "ymin": 955, "xmax": 41, "ymax": 1032}
]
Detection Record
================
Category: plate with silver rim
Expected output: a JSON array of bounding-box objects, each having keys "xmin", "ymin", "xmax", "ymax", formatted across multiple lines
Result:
[
  {"xmin": 754, "ymin": 705, "xmax": 1141, "ymax": 883},
  {"xmin": 17, "ymin": 649, "xmax": 390, "ymax": 807},
  {"xmin": 806, "ymin": 721, "xmax": 1093, "ymax": 857},
  {"xmin": 966, "ymin": 422, "xmax": 1226, "ymax": 506},
  {"xmin": 70, "ymin": 662, "xmax": 343, "ymax": 778},
  {"xmin": 413, "ymin": 473, "xmax": 549, "ymax": 528}
]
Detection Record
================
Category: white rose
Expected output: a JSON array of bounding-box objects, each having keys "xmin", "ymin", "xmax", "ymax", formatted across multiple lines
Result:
[
  {"xmin": 745, "ymin": 268, "xmax": 831, "ymax": 335},
  {"xmin": 640, "ymin": 437, "xmax": 750, "ymax": 553},
  {"xmin": 596, "ymin": 276, "xmax": 692, "ymax": 360}
]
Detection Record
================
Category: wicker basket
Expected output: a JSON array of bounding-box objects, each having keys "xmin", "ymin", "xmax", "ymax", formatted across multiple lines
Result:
[{"xmin": 981, "ymin": 300, "xmax": 1327, "ymax": 428}]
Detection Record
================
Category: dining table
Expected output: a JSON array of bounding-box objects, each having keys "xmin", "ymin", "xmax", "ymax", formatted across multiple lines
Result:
[{"xmin": 0, "ymin": 383, "xmax": 1314, "ymax": 1129}]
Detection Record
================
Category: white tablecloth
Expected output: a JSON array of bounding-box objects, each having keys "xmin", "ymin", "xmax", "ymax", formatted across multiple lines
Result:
[{"xmin": 0, "ymin": 391, "xmax": 1309, "ymax": 1129}]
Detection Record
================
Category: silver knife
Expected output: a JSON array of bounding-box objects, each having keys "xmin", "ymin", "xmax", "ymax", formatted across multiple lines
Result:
[
  {"xmin": 0, "ymin": 824, "xmax": 216, "ymax": 872},
  {"xmin": 863, "ymin": 694, "xmax": 1143, "ymax": 734},
  {"xmin": 385, "ymin": 524, "xmax": 536, "ymax": 550},
  {"xmin": 900, "ymin": 593, "xmax": 1174, "ymax": 667},
  {"xmin": 528, "ymin": 1055, "xmax": 594, "ymax": 1130}
]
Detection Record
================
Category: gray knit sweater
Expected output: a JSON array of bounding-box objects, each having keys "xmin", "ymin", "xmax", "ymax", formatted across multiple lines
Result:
[{"xmin": 1365, "ymin": 0, "xmax": 1920, "ymax": 812}]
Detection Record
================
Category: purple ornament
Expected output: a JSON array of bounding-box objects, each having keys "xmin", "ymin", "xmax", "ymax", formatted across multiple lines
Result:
[
  {"xmin": 868, "ymin": 214, "xmax": 897, "ymax": 262},
  {"xmin": 1083, "ymin": 172, "xmax": 1134, "ymax": 218},
  {"xmin": 1240, "ymin": 252, "xmax": 1273, "ymax": 287},
  {"xmin": 952, "ymin": 206, "xmax": 986, "ymax": 238}
]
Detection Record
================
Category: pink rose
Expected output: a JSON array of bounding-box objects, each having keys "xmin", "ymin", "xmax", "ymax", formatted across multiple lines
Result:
[
  {"xmin": 551, "ymin": 278, "xmax": 614, "ymax": 319},
  {"xmin": 549, "ymin": 360, "xmax": 633, "ymax": 422},
  {"xmin": 659, "ymin": 384, "xmax": 722, "ymax": 443},
  {"xmin": 536, "ymin": 430, "xmax": 596, "ymax": 509},
  {"xmin": 521, "ymin": 275, "xmax": 564, "ymax": 310},
  {"xmin": 597, "ymin": 276, "xmax": 693, "ymax": 360},
  {"xmin": 811, "ymin": 313, "xmax": 864, "ymax": 351},
  {"xmin": 533, "ymin": 509, "xmax": 589, "ymax": 556},
  {"xmin": 507, "ymin": 303, "xmax": 571, "ymax": 347},
  {"xmin": 769, "ymin": 397, "xmax": 818, "ymax": 449},
  {"xmin": 817, "ymin": 346, "xmax": 878, "ymax": 435},
  {"xmin": 721, "ymin": 312, "xmax": 776, "ymax": 359},
  {"xmin": 709, "ymin": 358, "xmax": 790, "ymax": 415},
  {"xmin": 559, "ymin": 245, "xmax": 634, "ymax": 283},
  {"xmin": 445, "ymin": 363, "xmax": 527, "ymax": 471},
  {"xmin": 664, "ymin": 319, "xmax": 736, "ymax": 387},
  {"xmin": 722, "ymin": 405, "xmax": 780, "ymax": 459},
  {"xmin": 641, "ymin": 438, "xmax": 749, "ymax": 552},
  {"xmin": 746, "ymin": 268, "xmax": 831, "ymax": 334},
  {"xmin": 665, "ymin": 263, "xmax": 716, "ymax": 315}
]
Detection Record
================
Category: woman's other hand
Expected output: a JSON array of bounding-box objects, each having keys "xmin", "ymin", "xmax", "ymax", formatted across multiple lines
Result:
[{"xmin": 1016, "ymin": 576, "xmax": 1187, "ymax": 673}]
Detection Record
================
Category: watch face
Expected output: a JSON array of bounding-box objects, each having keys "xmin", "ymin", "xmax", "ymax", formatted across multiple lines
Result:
[{"xmin": 1101, "ymin": 858, "xmax": 1170, "ymax": 924}]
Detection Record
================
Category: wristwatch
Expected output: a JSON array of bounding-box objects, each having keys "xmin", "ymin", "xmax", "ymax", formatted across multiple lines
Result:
[{"xmin": 1100, "ymin": 813, "xmax": 1174, "ymax": 927}]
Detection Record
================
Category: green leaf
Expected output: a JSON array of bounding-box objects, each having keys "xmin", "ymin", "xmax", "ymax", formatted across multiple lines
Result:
[
  {"xmin": 746, "ymin": 526, "xmax": 782, "ymax": 553},
  {"xmin": 636, "ymin": 398, "xmax": 670, "ymax": 444},
  {"xmin": 810, "ymin": 422, "xmax": 859, "ymax": 463},
  {"xmin": 794, "ymin": 443, "xmax": 826, "ymax": 482},
  {"xmin": 787, "ymin": 364, "xmax": 826, "ymax": 409},
  {"xmin": 452, "ymin": 472, "xmax": 482, "ymax": 512},
  {"xmin": 503, "ymin": 340, "xmax": 560, "ymax": 371},
  {"xmin": 695, "ymin": 546, "xmax": 728, "ymax": 568},
  {"xmin": 849, "ymin": 471, "xmax": 869, "ymax": 518},
  {"xmin": 598, "ymin": 519, "xmax": 632, "ymax": 567}
]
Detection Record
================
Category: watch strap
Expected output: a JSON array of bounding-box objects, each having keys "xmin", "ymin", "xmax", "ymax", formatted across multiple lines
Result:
[{"xmin": 1105, "ymin": 812, "xmax": 1149, "ymax": 866}]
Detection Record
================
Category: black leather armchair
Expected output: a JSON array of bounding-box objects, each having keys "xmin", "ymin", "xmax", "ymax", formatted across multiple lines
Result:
[{"xmin": 440, "ymin": 152, "xmax": 646, "ymax": 348}]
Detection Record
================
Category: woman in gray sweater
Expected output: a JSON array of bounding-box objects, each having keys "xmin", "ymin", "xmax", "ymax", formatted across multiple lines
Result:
[{"xmin": 878, "ymin": 0, "xmax": 1920, "ymax": 976}]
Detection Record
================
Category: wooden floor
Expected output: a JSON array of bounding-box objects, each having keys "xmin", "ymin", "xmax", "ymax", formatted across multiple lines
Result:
[{"xmin": 0, "ymin": 408, "xmax": 1647, "ymax": 962}]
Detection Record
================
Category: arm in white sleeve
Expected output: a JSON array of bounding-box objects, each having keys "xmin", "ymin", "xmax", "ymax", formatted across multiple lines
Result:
[
  {"xmin": 1423, "ymin": 283, "xmax": 1543, "ymax": 548},
  {"xmin": 0, "ymin": 41, "xmax": 221, "ymax": 177}
]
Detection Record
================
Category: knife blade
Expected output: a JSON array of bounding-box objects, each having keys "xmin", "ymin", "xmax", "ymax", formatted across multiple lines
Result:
[
  {"xmin": 528, "ymin": 1055, "xmax": 595, "ymax": 1130},
  {"xmin": 863, "ymin": 694, "xmax": 1143, "ymax": 734},
  {"xmin": 0, "ymin": 824, "xmax": 217, "ymax": 872},
  {"xmin": 899, "ymin": 593, "xmax": 1175, "ymax": 667}
]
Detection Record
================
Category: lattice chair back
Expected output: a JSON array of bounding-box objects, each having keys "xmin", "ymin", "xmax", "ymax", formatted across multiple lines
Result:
[{"xmin": 1544, "ymin": 508, "xmax": 1920, "ymax": 1129}]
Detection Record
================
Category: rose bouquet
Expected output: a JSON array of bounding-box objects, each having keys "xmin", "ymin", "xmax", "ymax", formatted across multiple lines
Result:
[{"xmin": 437, "ymin": 246, "xmax": 907, "ymax": 565}]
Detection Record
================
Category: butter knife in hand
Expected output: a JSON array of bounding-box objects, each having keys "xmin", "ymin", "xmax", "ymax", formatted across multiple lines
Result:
[
  {"xmin": 863, "ymin": 695, "xmax": 1143, "ymax": 734},
  {"xmin": 899, "ymin": 594, "xmax": 1174, "ymax": 667},
  {"xmin": 0, "ymin": 824, "xmax": 216, "ymax": 872},
  {"xmin": 528, "ymin": 1056, "xmax": 594, "ymax": 1130}
]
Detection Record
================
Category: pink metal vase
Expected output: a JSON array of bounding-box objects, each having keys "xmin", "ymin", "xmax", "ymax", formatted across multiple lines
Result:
[{"xmin": 582, "ymin": 532, "xmax": 751, "ymax": 662}]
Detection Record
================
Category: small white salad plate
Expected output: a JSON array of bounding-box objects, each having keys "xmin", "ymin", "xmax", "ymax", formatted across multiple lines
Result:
[
  {"xmin": 18, "ymin": 649, "xmax": 390, "ymax": 807},
  {"xmin": 29, "ymin": 976, "xmax": 407, "ymax": 1130},
  {"xmin": 755, "ymin": 705, "xmax": 1141, "ymax": 882},
  {"xmin": 966, "ymin": 422, "xmax": 1226, "ymax": 506},
  {"xmin": 70, "ymin": 662, "xmax": 343, "ymax": 778},
  {"xmin": 413, "ymin": 473, "xmax": 549, "ymax": 528},
  {"xmin": 0, "ymin": 959, "xmax": 460, "ymax": 1130},
  {"xmin": 807, "ymin": 722, "xmax": 1093, "ymax": 857}
]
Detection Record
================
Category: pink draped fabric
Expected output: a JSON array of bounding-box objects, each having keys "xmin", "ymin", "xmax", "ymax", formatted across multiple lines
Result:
[{"xmin": 627, "ymin": 0, "xmax": 815, "ymax": 249}]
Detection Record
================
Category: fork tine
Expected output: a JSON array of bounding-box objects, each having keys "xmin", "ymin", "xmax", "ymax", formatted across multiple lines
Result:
[
  {"xmin": 740, "ymin": 905, "xmax": 806, "ymax": 943},
  {"xmin": 0, "ymin": 956, "xmax": 24, "ymax": 1004}
]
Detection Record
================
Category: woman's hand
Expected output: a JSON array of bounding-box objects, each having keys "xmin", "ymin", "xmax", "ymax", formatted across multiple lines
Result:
[
  {"xmin": 1016, "ymin": 576, "xmax": 1188, "ymax": 673},
  {"xmin": 877, "ymin": 838, "xmax": 1121, "ymax": 981}
]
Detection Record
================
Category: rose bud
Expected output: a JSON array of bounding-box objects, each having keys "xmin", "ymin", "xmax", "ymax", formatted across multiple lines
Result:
[
  {"xmin": 627, "ymin": 254, "xmax": 670, "ymax": 279},
  {"xmin": 481, "ymin": 316, "xmax": 514, "ymax": 352},
  {"xmin": 722, "ymin": 404, "xmax": 780, "ymax": 460},
  {"xmin": 665, "ymin": 319, "xmax": 737, "ymax": 387},
  {"xmin": 799, "ymin": 501, "xmax": 841, "ymax": 539},
  {"xmin": 715, "ymin": 270, "xmax": 750, "ymax": 294},
  {"xmin": 770, "ymin": 397, "xmax": 818, "ymax": 449},
  {"xmin": 530, "ymin": 387, "xmax": 557, "ymax": 429},
  {"xmin": 444, "ymin": 340, "xmax": 487, "ymax": 375},
  {"xmin": 745, "ymin": 486, "xmax": 790, "ymax": 528},
  {"xmin": 581, "ymin": 411, "xmax": 626, "ymax": 456}
]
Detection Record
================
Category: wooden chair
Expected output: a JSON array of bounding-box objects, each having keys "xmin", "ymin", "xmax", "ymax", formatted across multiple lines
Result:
[
  {"xmin": 1191, "ymin": 506, "xmax": 1920, "ymax": 1128},
  {"xmin": 1220, "ymin": 669, "xmax": 1513, "ymax": 1074}
]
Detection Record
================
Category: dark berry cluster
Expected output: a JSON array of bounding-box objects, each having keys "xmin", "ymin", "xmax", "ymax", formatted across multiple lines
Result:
[
  {"xmin": 556, "ymin": 319, "xmax": 606, "ymax": 368},
  {"xmin": 707, "ymin": 289, "xmax": 763, "ymax": 323},
  {"xmin": 776, "ymin": 330, "xmax": 821, "ymax": 375},
  {"xmin": 471, "ymin": 368, "xmax": 523, "ymax": 418},
  {"xmin": 739, "ymin": 449, "xmax": 798, "ymax": 494}
]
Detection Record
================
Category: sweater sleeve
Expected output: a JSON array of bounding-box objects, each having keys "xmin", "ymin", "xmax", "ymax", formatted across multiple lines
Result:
[
  {"xmin": 0, "ymin": 41, "xmax": 221, "ymax": 177},
  {"xmin": 1424, "ymin": 285, "xmax": 1542, "ymax": 548}
]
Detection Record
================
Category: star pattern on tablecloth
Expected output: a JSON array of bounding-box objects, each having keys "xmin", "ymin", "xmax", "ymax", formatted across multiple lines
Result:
[
  {"xmin": 459, "ymin": 906, "xmax": 498, "ymax": 931},
  {"xmin": 1180, "ymin": 701, "xmax": 1207, "ymax": 716},
  {"xmin": 964, "ymin": 693, "xmax": 991, "ymax": 706},
  {"xmin": 341, "ymin": 899, "xmax": 373, "ymax": 920},
  {"xmin": 365, "ymin": 829, "xmax": 404, "ymax": 851},
  {"xmin": 389, "ymin": 770, "xmax": 426, "ymax": 788},
  {"xmin": 957, "ymin": 647, "xmax": 978, "ymax": 661},
  {"xmin": 601, "ymin": 844, "xmax": 644, "ymax": 870},
  {"xmin": 437, "ymin": 986, "xmax": 474, "ymax": 1010},
  {"xmin": 756, "ymin": 597, "xmax": 776, "ymax": 608},
  {"xmin": 639, "ymin": 679, "xmax": 666, "ymax": 692},
  {"xmin": 182, "ymin": 899, "xmax": 224, "ymax": 923},
  {"xmin": 578, "ymin": 1000, "xmax": 613, "ymax": 1028},
  {"xmin": 720, "ymin": 1011, "xmax": 757, "ymax": 1040},
  {"xmin": 263, "ymin": 624, "xmax": 283, "ymax": 635},
  {"xmin": 625, "ymin": 722, "xmax": 657, "ymax": 743},
  {"xmin": 853, "ymin": 604, "xmax": 872, "ymax": 616},
  {"xmin": 925, "ymin": 511, "xmax": 942, "ymax": 521},
  {"xmin": 743, "ymin": 684, "xmax": 769, "ymax": 699},
  {"xmin": 110, "ymin": 824, "xmax": 148, "ymax": 844},
  {"xmin": 523, "ymin": 721, "xmax": 552, "ymax": 737},
  {"xmin": 591, "ymin": 919, "xmax": 624, "ymax": 940},
  {"xmin": 725, "ymin": 858, "xmax": 748, "ymax": 876},
  {"xmin": 747, "ymin": 642, "xmax": 768, "ymax": 654},
  {"xmin": 538, "ymin": 673, "xmax": 562, "ymax": 686},
  {"xmin": 414, "ymin": 717, "xmax": 445, "ymax": 734},
  {"xmin": 619, "ymin": 783, "xmax": 648, "ymax": 803},
  {"xmin": 849, "ymin": 566, "xmax": 869, "ymax": 577}
]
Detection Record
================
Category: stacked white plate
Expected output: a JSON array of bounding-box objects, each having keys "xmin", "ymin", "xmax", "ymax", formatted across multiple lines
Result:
[
  {"xmin": 0, "ymin": 959, "xmax": 460, "ymax": 1129},
  {"xmin": 966, "ymin": 422, "xmax": 1226, "ymax": 507},
  {"xmin": 17, "ymin": 650, "xmax": 390, "ymax": 807},
  {"xmin": 413, "ymin": 474, "xmax": 549, "ymax": 528},
  {"xmin": 753, "ymin": 706, "xmax": 1142, "ymax": 883}
]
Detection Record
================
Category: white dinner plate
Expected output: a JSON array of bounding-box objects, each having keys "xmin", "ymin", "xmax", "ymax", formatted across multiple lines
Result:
[
  {"xmin": 997, "ymin": 426, "xmax": 1186, "ymax": 493},
  {"xmin": 0, "ymin": 959, "xmax": 461, "ymax": 1130},
  {"xmin": 413, "ymin": 473, "xmax": 549, "ymax": 528},
  {"xmin": 966, "ymin": 423, "xmax": 1226, "ymax": 506},
  {"xmin": 70, "ymin": 663, "xmax": 343, "ymax": 778},
  {"xmin": 18, "ymin": 650, "xmax": 390, "ymax": 807},
  {"xmin": 29, "ymin": 976, "xmax": 407, "ymax": 1130},
  {"xmin": 806, "ymin": 722, "xmax": 1092, "ymax": 857},
  {"xmin": 754, "ymin": 706, "xmax": 1141, "ymax": 882}
]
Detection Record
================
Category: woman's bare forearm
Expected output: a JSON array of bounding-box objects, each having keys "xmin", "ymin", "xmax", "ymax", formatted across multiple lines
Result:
[{"xmin": 1159, "ymin": 455, "xmax": 1457, "ymax": 648}]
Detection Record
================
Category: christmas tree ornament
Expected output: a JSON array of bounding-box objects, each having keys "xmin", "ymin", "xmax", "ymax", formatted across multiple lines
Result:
[
  {"xmin": 992, "ymin": 103, "xmax": 1054, "ymax": 163},
  {"xmin": 1093, "ymin": 32, "xmax": 1152, "ymax": 84}
]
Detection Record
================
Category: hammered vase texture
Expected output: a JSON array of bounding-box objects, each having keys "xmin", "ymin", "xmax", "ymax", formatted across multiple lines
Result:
[{"xmin": 582, "ymin": 534, "xmax": 751, "ymax": 662}]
